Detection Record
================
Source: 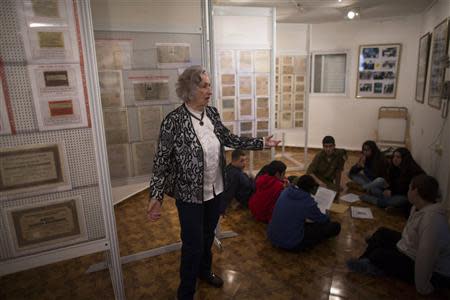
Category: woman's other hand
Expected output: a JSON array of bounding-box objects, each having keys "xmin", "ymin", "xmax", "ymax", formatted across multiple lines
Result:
[
  {"xmin": 264, "ymin": 135, "xmax": 281, "ymax": 147},
  {"xmin": 147, "ymin": 198, "xmax": 162, "ymax": 221}
]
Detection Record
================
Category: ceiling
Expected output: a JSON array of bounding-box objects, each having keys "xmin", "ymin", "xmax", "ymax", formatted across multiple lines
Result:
[{"xmin": 212, "ymin": 0, "xmax": 436, "ymax": 23}]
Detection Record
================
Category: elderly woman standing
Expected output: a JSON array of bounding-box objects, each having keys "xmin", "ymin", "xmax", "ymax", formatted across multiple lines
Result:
[{"xmin": 147, "ymin": 65, "xmax": 279, "ymax": 300}]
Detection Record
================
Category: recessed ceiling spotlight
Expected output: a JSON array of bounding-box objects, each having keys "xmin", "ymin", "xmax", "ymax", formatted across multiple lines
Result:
[
  {"xmin": 347, "ymin": 10, "xmax": 356, "ymax": 19},
  {"xmin": 338, "ymin": 0, "xmax": 343, "ymax": 2}
]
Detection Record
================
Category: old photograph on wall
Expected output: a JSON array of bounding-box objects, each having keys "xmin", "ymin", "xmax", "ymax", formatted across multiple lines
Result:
[
  {"xmin": 415, "ymin": 32, "xmax": 431, "ymax": 103},
  {"xmin": 98, "ymin": 70, "xmax": 125, "ymax": 108},
  {"xmin": 356, "ymin": 43, "xmax": 401, "ymax": 98},
  {"xmin": 0, "ymin": 142, "xmax": 71, "ymax": 198},
  {"xmin": 3, "ymin": 196, "xmax": 87, "ymax": 255},
  {"xmin": 428, "ymin": 18, "xmax": 449, "ymax": 109}
]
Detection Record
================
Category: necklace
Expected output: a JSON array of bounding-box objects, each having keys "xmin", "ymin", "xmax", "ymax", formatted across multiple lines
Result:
[{"xmin": 188, "ymin": 110, "xmax": 205, "ymax": 126}]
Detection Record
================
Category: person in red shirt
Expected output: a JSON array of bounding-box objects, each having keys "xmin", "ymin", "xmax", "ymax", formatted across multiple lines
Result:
[{"xmin": 249, "ymin": 160, "xmax": 287, "ymax": 223}]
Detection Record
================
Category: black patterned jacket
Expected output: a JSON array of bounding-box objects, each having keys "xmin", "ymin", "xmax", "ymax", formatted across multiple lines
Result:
[{"xmin": 149, "ymin": 104, "xmax": 264, "ymax": 204}]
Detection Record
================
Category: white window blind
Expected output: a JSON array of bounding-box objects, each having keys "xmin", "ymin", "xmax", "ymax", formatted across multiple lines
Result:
[{"xmin": 313, "ymin": 53, "xmax": 347, "ymax": 94}]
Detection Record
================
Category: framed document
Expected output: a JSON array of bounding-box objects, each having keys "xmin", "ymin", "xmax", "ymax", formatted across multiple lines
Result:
[
  {"xmin": 132, "ymin": 76, "xmax": 169, "ymax": 102},
  {"xmin": 218, "ymin": 50, "xmax": 235, "ymax": 74},
  {"xmin": 238, "ymin": 50, "xmax": 253, "ymax": 73},
  {"xmin": 103, "ymin": 108, "xmax": 129, "ymax": 144},
  {"xmin": 95, "ymin": 39, "xmax": 133, "ymax": 70},
  {"xmin": 22, "ymin": 0, "xmax": 70, "ymax": 23},
  {"xmin": 254, "ymin": 50, "xmax": 270, "ymax": 73},
  {"xmin": 4, "ymin": 196, "xmax": 87, "ymax": 255},
  {"xmin": 28, "ymin": 64, "xmax": 89, "ymax": 130},
  {"xmin": 107, "ymin": 144, "xmax": 131, "ymax": 179},
  {"xmin": 19, "ymin": 0, "xmax": 80, "ymax": 63},
  {"xmin": 428, "ymin": 18, "xmax": 449, "ymax": 109},
  {"xmin": 356, "ymin": 44, "xmax": 401, "ymax": 98},
  {"xmin": 0, "ymin": 143, "xmax": 71, "ymax": 197},
  {"xmin": 98, "ymin": 71, "xmax": 125, "ymax": 108},
  {"xmin": 0, "ymin": 58, "xmax": 14, "ymax": 135},
  {"xmin": 132, "ymin": 141, "xmax": 156, "ymax": 176},
  {"xmin": 137, "ymin": 106, "xmax": 163, "ymax": 141},
  {"xmin": 156, "ymin": 43, "xmax": 191, "ymax": 69},
  {"xmin": 415, "ymin": 33, "xmax": 431, "ymax": 103}
]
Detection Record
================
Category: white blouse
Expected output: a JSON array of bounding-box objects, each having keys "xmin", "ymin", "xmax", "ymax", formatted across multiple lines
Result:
[{"xmin": 186, "ymin": 105, "xmax": 223, "ymax": 202}]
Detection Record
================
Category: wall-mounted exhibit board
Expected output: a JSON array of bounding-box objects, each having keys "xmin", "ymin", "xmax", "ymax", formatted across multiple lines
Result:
[
  {"xmin": 213, "ymin": 6, "xmax": 275, "ymax": 142},
  {"xmin": 93, "ymin": 31, "xmax": 204, "ymax": 192},
  {"xmin": 0, "ymin": 0, "xmax": 124, "ymax": 297}
]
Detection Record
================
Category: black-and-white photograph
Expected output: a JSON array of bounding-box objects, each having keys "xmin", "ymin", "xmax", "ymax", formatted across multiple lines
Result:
[
  {"xmin": 362, "ymin": 61, "xmax": 375, "ymax": 70},
  {"xmin": 359, "ymin": 71, "xmax": 372, "ymax": 80},
  {"xmin": 362, "ymin": 47, "xmax": 379, "ymax": 58},
  {"xmin": 428, "ymin": 18, "xmax": 449, "ymax": 109},
  {"xmin": 415, "ymin": 32, "xmax": 431, "ymax": 103},
  {"xmin": 382, "ymin": 60, "xmax": 396, "ymax": 69},
  {"xmin": 374, "ymin": 82, "xmax": 383, "ymax": 93},
  {"xmin": 359, "ymin": 83, "xmax": 372, "ymax": 92},
  {"xmin": 382, "ymin": 47, "xmax": 397, "ymax": 57},
  {"xmin": 373, "ymin": 72, "xmax": 384, "ymax": 80},
  {"xmin": 383, "ymin": 83, "xmax": 394, "ymax": 94}
]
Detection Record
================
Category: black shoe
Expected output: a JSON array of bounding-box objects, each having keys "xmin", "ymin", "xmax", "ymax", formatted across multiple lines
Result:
[{"xmin": 198, "ymin": 272, "xmax": 224, "ymax": 288}]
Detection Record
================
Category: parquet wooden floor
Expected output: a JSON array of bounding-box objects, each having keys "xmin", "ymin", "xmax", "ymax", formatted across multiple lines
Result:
[{"xmin": 1, "ymin": 148, "xmax": 449, "ymax": 299}]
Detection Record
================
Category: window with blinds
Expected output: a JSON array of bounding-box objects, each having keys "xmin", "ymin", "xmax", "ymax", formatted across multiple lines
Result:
[{"xmin": 312, "ymin": 52, "xmax": 347, "ymax": 94}]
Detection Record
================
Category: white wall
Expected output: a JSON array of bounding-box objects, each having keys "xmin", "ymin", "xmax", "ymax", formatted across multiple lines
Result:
[
  {"xmin": 409, "ymin": 0, "xmax": 450, "ymax": 205},
  {"xmin": 308, "ymin": 17, "xmax": 422, "ymax": 150}
]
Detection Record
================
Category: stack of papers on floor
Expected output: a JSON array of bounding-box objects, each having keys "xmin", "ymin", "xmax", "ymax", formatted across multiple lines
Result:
[
  {"xmin": 351, "ymin": 206, "xmax": 374, "ymax": 219},
  {"xmin": 340, "ymin": 193, "xmax": 360, "ymax": 203},
  {"xmin": 313, "ymin": 187, "xmax": 336, "ymax": 214}
]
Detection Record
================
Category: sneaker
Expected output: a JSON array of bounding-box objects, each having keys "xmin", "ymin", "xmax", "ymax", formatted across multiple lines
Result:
[
  {"xmin": 346, "ymin": 181, "xmax": 365, "ymax": 193},
  {"xmin": 346, "ymin": 258, "xmax": 383, "ymax": 276}
]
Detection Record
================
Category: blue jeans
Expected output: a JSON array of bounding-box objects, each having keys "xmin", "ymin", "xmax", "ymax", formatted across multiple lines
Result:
[
  {"xmin": 360, "ymin": 193, "xmax": 408, "ymax": 208},
  {"xmin": 349, "ymin": 173, "xmax": 385, "ymax": 192}
]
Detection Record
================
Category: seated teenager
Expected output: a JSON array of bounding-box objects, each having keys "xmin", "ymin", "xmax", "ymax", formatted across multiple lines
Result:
[
  {"xmin": 268, "ymin": 175, "xmax": 341, "ymax": 251},
  {"xmin": 306, "ymin": 135, "xmax": 347, "ymax": 192},
  {"xmin": 347, "ymin": 174, "xmax": 450, "ymax": 295},
  {"xmin": 220, "ymin": 149, "xmax": 255, "ymax": 213},
  {"xmin": 248, "ymin": 160, "xmax": 287, "ymax": 223},
  {"xmin": 347, "ymin": 140, "xmax": 388, "ymax": 193},
  {"xmin": 360, "ymin": 147, "xmax": 425, "ymax": 213}
]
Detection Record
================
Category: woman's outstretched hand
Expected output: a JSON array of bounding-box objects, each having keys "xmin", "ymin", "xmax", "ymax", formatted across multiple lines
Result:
[{"xmin": 264, "ymin": 135, "xmax": 281, "ymax": 148}]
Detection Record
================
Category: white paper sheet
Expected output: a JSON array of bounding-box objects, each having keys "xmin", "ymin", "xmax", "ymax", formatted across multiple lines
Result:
[
  {"xmin": 313, "ymin": 187, "xmax": 336, "ymax": 214},
  {"xmin": 340, "ymin": 193, "xmax": 360, "ymax": 203},
  {"xmin": 351, "ymin": 207, "xmax": 374, "ymax": 219}
]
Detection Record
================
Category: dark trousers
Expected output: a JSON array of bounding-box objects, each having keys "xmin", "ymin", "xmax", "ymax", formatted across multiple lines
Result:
[
  {"xmin": 176, "ymin": 195, "xmax": 222, "ymax": 300},
  {"xmin": 293, "ymin": 221, "xmax": 341, "ymax": 250},
  {"xmin": 362, "ymin": 227, "xmax": 450, "ymax": 288}
]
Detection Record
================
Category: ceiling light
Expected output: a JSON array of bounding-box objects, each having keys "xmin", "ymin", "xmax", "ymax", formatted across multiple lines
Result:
[
  {"xmin": 347, "ymin": 10, "xmax": 356, "ymax": 19},
  {"xmin": 338, "ymin": 0, "xmax": 343, "ymax": 2}
]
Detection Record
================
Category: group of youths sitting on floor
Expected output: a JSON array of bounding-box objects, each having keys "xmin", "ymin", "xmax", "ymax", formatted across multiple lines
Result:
[{"xmin": 222, "ymin": 136, "xmax": 450, "ymax": 296}]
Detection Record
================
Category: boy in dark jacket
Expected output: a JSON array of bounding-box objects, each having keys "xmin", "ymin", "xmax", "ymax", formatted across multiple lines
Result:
[{"xmin": 268, "ymin": 175, "xmax": 341, "ymax": 250}]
